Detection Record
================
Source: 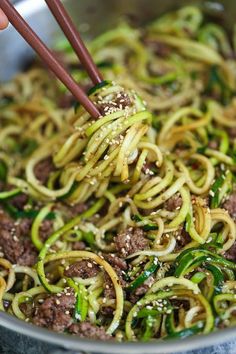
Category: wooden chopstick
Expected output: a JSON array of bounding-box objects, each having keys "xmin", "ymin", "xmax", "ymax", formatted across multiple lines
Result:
[
  {"xmin": 45, "ymin": 0, "xmax": 103, "ymax": 85},
  {"xmin": 0, "ymin": 0, "xmax": 100, "ymax": 119}
]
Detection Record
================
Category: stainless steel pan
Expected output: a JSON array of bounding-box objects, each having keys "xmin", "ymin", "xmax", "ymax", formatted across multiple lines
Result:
[{"xmin": 0, "ymin": 1, "xmax": 236, "ymax": 353}]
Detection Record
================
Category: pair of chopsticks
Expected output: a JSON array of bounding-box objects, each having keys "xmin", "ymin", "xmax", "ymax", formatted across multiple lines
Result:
[{"xmin": 0, "ymin": 0, "xmax": 103, "ymax": 118}]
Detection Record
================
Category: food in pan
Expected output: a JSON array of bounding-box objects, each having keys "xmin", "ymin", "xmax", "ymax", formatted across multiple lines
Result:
[{"xmin": 0, "ymin": 5, "xmax": 236, "ymax": 341}]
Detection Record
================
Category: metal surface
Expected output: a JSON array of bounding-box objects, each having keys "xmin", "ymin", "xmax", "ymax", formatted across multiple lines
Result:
[{"xmin": 0, "ymin": 0, "xmax": 236, "ymax": 353}]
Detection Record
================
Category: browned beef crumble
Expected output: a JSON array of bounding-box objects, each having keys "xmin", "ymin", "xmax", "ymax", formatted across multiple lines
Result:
[
  {"xmin": 227, "ymin": 127, "xmax": 236, "ymax": 139},
  {"xmin": 224, "ymin": 241, "xmax": 236, "ymax": 262},
  {"xmin": 104, "ymin": 269, "xmax": 126, "ymax": 299},
  {"xmin": 143, "ymin": 39, "xmax": 172, "ymax": 57},
  {"xmin": 129, "ymin": 284, "xmax": 149, "ymax": 304},
  {"xmin": 102, "ymin": 255, "xmax": 128, "ymax": 299},
  {"xmin": 115, "ymin": 92, "xmax": 131, "ymax": 109},
  {"xmin": 98, "ymin": 92, "xmax": 131, "ymax": 116},
  {"xmin": 164, "ymin": 194, "xmax": 182, "ymax": 211},
  {"xmin": 175, "ymin": 228, "xmax": 191, "ymax": 251},
  {"xmin": 104, "ymin": 254, "xmax": 128, "ymax": 272},
  {"xmin": 11, "ymin": 193, "xmax": 29, "ymax": 210},
  {"xmin": 68, "ymin": 322, "xmax": 111, "ymax": 340},
  {"xmin": 114, "ymin": 227, "xmax": 149, "ymax": 258},
  {"xmin": 17, "ymin": 239, "xmax": 38, "ymax": 266},
  {"xmin": 103, "ymin": 271, "xmax": 126, "ymax": 299},
  {"xmin": 103, "ymin": 272, "xmax": 116, "ymax": 299},
  {"xmin": 0, "ymin": 211, "xmax": 53, "ymax": 265},
  {"xmin": 39, "ymin": 219, "xmax": 54, "ymax": 241},
  {"xmin": 0, "ymin": 212, "xmax": 37, "ymax": 266},
  {"xmin": 222, "ymin": 193, "xmax": 236, "ymax": 220},
  {"xmin": 141, "ymin": 162, "xmax": 156, "ymax": 175},
  {"xmin": 69, "ymin": 202, "xmax": 88, "ymax": 217},
  {"xmin": 64, "ymin": 260, "xmax": 100, "ymax": 278},
  {"xmin": 72, "ymin": 241, "xmax": 86, "ymax": 250},
  {"xmin": 0, "ymin": 181, "xmax": 4, "ymax": 191},
  {"xmin": 0, "ymin": 183, "xmax": 28, "ymax": 210},
  {"xmin": 128, "ymin": 275, "xmax": 155, "ymax": 303},
  {"xmin": 32, "ymin": 288, "xmax": 76, "ymax": 332},
  {"xmin": 100, "ymin": 305, "xmax": 114, "ymax": 316},
  {"xmin": 34, "ymin": 157, "xmax": 55, "ymax": 184},
  {"xmin": 18, "ymin": 218, "xmax": 32, "ymax": 235}
]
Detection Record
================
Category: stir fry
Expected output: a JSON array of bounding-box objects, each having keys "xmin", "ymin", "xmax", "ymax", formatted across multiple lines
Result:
[{"xmin": 0, "ymin": 5, "xmax": 236, "ymax": 341}]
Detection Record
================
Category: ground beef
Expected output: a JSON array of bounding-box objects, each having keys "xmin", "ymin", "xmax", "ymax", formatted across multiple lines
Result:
[
  {"xmin": 0, "ymin": 227, "xmax": 23, "ymax": 262},
  {"xmin": 68, "ymin": 322, "xmax": 111, "ymax": 340},
  {"xmin": 99, "ymin": 92, "xmax": 131, "ymax": 116},
  {"xmin": 32, "ymin": 288, "xmax": 75, "ymax": 332},
  {"xmin": 103, "ymin": 255, "xmax": 127, "ymax": 299},
  {"xmin": 143, "ymin": 39, "xmax": 172, "ymax": 57},
  {"xmin": 222, "ymin": 193, "xmax": 236, "ymax": 220},
  {"xmin": 104, "ymin": 254, "xmax": 128, "ymax": 272},
  {"xmin": 129, "ymin": 276, "xmax": 155, "ymax": 303},
  {"xmin": 134, "ymin": 284, "xmax": 149, "ymax": 296},
  {"xmin": 34, "ymin": 157, "xmax": 55, "ymax": 184},
  {"xmin": 0, "ymin": 183, "xmax": 28, "ymax": 210},
  {"xmin": 164, "ymin": 194, "xmax": 182, "ymax": 211},
  {"xmin": 100, "ymin": 305, "xmax": 114, "ymax": 316},
  {"xmin": 18, "ymin": 218, "xmax": 32, "ymax": 235},
  {"xmin": 11, "ymin": 193, "xmax": 29, "ymax": 210},
  {"xmin": 129, "ymin": 284, "xmax": 149, "ymax": 304},
  {"xmin": 72, "ymin": 241, "xmax": 86, "ymax": 250},
  {"xmin": 64, "ymin": 260, "xmax": 100, "ymax": 278},
  {"xmin": 141, "ymin": 162, "xmax": 156, "ymax": 175},
  {"xmin": 103, "ymin": 272, "xmax": 116, "ymax": 299},
  {"xmin": 39, "ymin": 219, "xmax": 53, "ymax": 241},
  {"xmin": 227, "ymin": 127, "xmax": 236, "ymax": 139},
  {"xmin": 0, "ymin": 212, "xmax": 37, "ymax": 266},
  {"xmin": 114, "ymin": 227, "xmax": 149, "ymax": 258},
  {"xmin": 115, "ymin": 92, "xmax": 131, "ymax": 109},
  {"xmin": 175, "ymin": 228, "xmax": 191, "ymax": 251},
  {"xmin": 17, "ymin": 239, "xmax": 38, "ymax": 266},
  {"xmin": 224, "ymin": 241, "xmax": 236, "ymax": 262},
  {"xmin": 68, "ymin": 203, "xmax": 88, "ymax": 217},
  {"xmin": 103, "ymin": 271, "xmax": 127, "ymax": 299}
]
